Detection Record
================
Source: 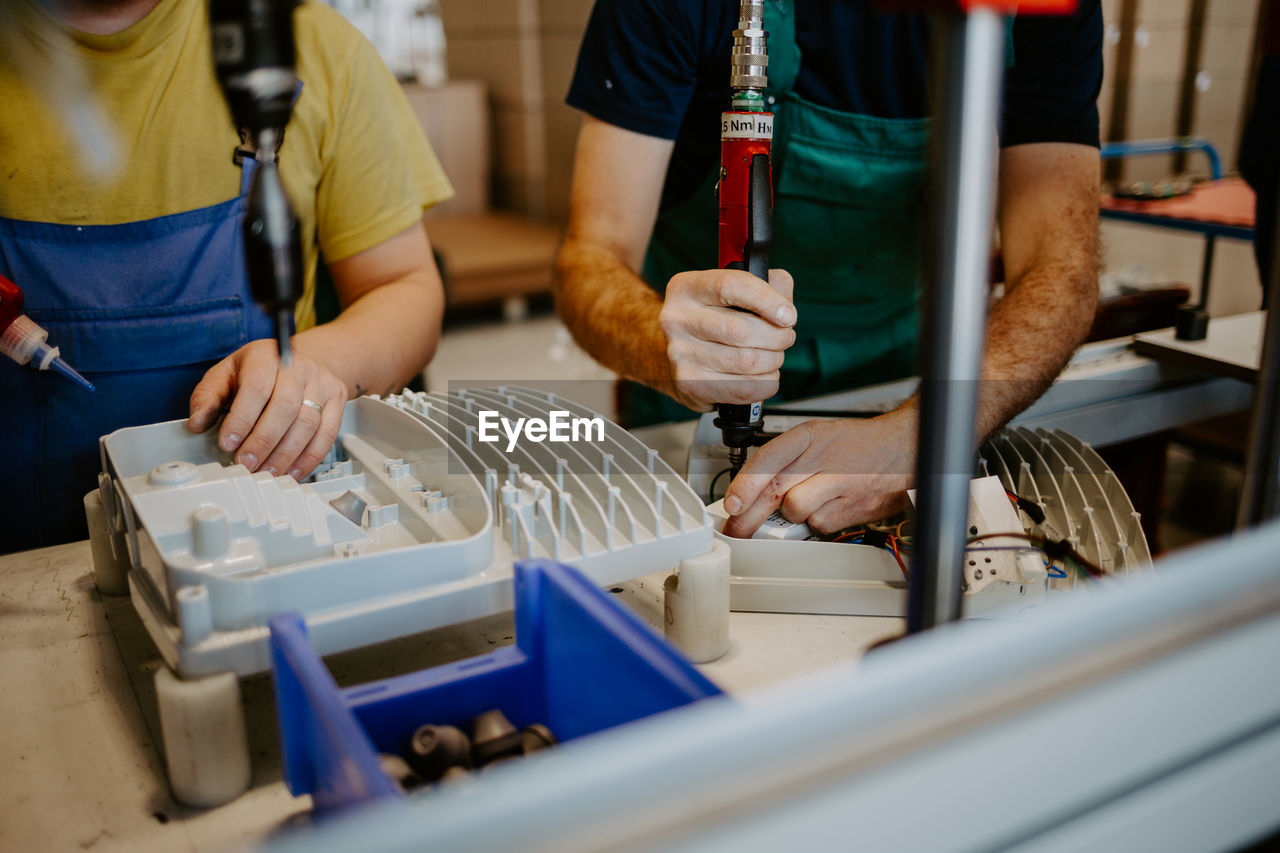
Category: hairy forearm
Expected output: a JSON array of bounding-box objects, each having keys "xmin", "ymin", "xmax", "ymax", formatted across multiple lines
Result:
[
  {"xmin": 887, "ymin": 145, "xmax": 1100, "ymax": 455},
  {"xmin": 877, "ymin": 237, "xmax": 1096, "ymax": 485},
  {"xmin": 974, "ymin": 146, "xmax": 1102, "ymax": 439},
  {"xmin": 294, "ymin": 273, "xmax": 442, "ymax": 398},
  {"xmin": 554, "ymin": 237, "xmax": 674, "ymax": 391},
  {"xmin": 974, "ymin": 244, "xmax": 1099, "ymax": 438}
]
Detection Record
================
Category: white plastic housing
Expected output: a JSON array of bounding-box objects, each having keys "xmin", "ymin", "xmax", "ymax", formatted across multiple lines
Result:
[{"xmin": 98, "ymin": 390, "xmax": 713, "ymax": 678}]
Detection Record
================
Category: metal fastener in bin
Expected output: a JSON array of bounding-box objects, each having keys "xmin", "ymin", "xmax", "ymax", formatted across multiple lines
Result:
[
  {"xmin": 268, "ymin": 560, "xmax": 725, "ymax": 814},
  {"xmin": 407, "ymin": 724, "xmax": 472, "ymax": 781}
]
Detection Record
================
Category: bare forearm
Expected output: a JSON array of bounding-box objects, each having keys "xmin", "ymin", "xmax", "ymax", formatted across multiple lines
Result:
[
  {"xmin": 294, "ymin": 273, "xmax": 442, "ymax": 398},
  {"xmin": 554, "ymin": 237, "xmax": 673, "ymax": 391},
  {"xmin": 974, "ymin": 248, "xmax": 1098, "ymax": 438},
  {"xmin": 885, "ymin": 145, "xmax": 1100, "ymax": 456},
  {"xmin": 891, "ymin": 244, "xmax": 1098, "ymax": 445},
  {"xmin": 555, "ymin": 116, "xmax": 681, "ymax": 394},
  {"xmin": 974, "ymin": 146, "xmax": 1101, "ymax": 439}
]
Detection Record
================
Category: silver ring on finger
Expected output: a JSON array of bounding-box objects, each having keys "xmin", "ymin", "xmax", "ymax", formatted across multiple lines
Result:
[{"xmin": 301, "ymin": 398, "xmax": 323, "ymax": 412}]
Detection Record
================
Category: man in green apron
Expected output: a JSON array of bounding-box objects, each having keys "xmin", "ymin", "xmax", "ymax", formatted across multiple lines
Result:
[{"xmin": 556, "ymin": 0, "xmax": 1103, "ymax": 537}]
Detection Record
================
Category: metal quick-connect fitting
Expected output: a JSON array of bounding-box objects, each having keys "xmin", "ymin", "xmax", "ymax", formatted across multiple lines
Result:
[{"xmin": 730, "ymin": 0, "xmax": 768, "ymax": 92}]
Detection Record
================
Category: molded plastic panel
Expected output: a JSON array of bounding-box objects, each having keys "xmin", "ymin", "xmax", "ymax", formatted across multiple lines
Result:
[{"xmin": 100, "ymin": 389, "xmax": 714, "ymax": 677}]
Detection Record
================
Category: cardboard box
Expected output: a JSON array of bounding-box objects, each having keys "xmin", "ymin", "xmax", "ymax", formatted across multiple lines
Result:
[
  {"xmin": 425, "ymin": 212, "xmax": 562, "ymax": 306},
  {"xmin": 403, "ymin": 80, "xmax": 491, "ymax": 217}
]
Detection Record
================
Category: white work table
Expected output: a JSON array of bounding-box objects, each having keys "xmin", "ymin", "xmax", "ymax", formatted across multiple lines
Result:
[{"xmin": 0, "ymin": 535, "xmax": 899, "ymax": 852}]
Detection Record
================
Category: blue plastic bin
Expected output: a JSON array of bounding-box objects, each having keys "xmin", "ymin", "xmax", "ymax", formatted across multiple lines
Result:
[{"xmin": 269, "ymin": 559, "xmax": 724, "ymax": 813}]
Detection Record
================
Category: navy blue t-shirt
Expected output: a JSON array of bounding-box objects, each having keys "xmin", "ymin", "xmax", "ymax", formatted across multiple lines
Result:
[{"xmin": 567, "ymin": 0, "xmax": 1103, "ymax": 212}]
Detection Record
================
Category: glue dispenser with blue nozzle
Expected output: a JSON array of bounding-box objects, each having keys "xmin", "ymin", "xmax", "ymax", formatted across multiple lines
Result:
[{"xmin": 0, "ymin": 273, "xmax": 95, "ymax": 392}]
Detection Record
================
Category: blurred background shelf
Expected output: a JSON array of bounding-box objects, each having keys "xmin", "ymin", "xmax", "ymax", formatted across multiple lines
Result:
[{"xmin": 428, "ymin": 212, "xmax": 560, "ymax": 309}]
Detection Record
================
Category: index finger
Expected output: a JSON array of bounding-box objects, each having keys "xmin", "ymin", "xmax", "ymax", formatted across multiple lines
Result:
[
  {"xmin": 219, "ymin": 346, "xmax": 286, "ymax": 457},
  {"xmin": 188, "ymin": 357, "xmax": 236, "ymax": 434},
  {"xmin": 703, "ymin": 269, "xmax": 797, "ymax": 328},
  {"xmin": 232, "ymin": 366, "xmax": 306, "ymax": 471},
  {"xmin": 721, "ymin": 422, "xmax": 817, "ymax": 536},
  {"xmin": 767, "ymin": 268, "xmax": 794, "ymax": 302}
]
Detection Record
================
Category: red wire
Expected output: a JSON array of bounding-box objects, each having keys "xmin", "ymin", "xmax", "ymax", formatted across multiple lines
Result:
[{"xmin": 889, "ymin": 535, "xmax": 909, "ymax": 578}]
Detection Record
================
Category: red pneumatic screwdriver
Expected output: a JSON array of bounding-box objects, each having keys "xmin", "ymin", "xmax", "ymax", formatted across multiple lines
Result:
[
  {"xmin": 714, "ymin": 0, "xmax": 775, "ymax": 480},
  {"xmin": 0, "ymin": 273, "xmax": 95, "ymax": 392}
]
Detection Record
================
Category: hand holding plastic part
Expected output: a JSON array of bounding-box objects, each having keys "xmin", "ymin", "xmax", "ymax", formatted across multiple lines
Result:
[
  {"xmin": 721, "ymin": 411, "xmax": 917, "ymax": 538},
  {"xmin": 187, "ymin": 338, "xmax": 347, "ymax": 480},
  {"xmin": 0, "ymin": 273, "xmax": 94, "ymax": 391}
]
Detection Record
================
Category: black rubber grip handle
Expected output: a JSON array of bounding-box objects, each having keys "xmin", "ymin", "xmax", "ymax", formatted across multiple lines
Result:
[{"xmin": 744, "ymin": 152, "xmax": 772, "ymax": 282}]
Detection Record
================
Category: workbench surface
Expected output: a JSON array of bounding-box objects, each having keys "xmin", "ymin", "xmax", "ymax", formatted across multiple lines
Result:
[{"xmin": 0, "ymin": 538, "xmax": 899, "ymax": 852}]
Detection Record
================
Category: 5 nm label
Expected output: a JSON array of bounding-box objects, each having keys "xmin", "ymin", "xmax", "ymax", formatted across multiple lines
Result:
[{"xmin": 721, "ymin": 113, "xmax": 774, "ymax": 141}]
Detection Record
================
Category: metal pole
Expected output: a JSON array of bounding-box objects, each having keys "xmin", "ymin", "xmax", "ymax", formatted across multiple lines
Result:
[
  {"xmin": 1237, "ymin": 194, "xmax": 1280, "ymax": 527},
  {"xmin": 907, "ymin": 9, "xmax": 1006, "ymax": 633}
]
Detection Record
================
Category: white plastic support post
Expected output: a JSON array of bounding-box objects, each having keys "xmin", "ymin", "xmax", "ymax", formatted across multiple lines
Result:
[
  {"xmin": 664, "ymin": 540, "xmax": 731, "ymax": 663},
  {"xmin": 155, "ymin": 668, "xmax": 251, "ymax": 808},
  {"xmin": 176, "ymin": 585, "xmax": 213, "ymax": 645},
  {"xmin": 191, "ymin": 505, "xmax": 231, "ymax": 561},
  {"xmin": 84, "ymin": 489, "xmax": 130, "ymax": 596}
]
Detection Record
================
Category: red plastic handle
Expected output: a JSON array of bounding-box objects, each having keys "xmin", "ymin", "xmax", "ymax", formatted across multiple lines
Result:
[
  {"xmin": 718, "ymin": 113, "xmax": 774, "ymax": 272},
  {"xmin": 0, "ymin": 273, "xmax": 23, "ymax": 332}
]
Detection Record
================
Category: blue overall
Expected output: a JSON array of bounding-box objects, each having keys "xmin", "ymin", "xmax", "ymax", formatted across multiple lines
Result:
[{"xmin": 0, "ymin": 156, "xmax": 277, "ymax": 552}]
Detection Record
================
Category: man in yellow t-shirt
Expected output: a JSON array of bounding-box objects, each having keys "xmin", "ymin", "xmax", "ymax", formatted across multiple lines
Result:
[{"xmin": 0, "ymin": 0, "xmax": 453, "ymax": 551}]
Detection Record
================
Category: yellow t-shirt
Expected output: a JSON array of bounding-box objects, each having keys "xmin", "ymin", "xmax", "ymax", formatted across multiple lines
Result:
[{"xmin": 0, "ymin": 0, "xmax": 453, "ymax": 331}]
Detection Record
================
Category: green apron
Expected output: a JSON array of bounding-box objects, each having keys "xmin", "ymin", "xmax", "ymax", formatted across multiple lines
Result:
[{"xmin": 629, "ymin": 0, "xmax": 931, "ymax": 427}]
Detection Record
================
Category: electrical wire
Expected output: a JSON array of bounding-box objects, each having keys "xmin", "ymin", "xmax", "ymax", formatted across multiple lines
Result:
[
  {"xmin": 827, "ymin": 527, "xmax": 908, "ymax": 577},
  {"xmin": 965, "ymin": 546, "xmax": 1082, "ymax": 581},
  {"xmin": 888, "ymin": 534, "xmax": 909, "ymax": 577},
  {"xmin": 1004, "ymin": 489, "xmax": 1048, "ymax": 526},
  {"xmin": 967, "ymin": 531, "xmax": 1105, "ymax": 578},
  {"xmin": 761, "ymin": 407, "xmax": 882, "ymax": 419},
  {"xmin": 708, "ymin": 468, "xmax": 732, "ymax": 504},
  {"xmin": 1062, "ymin": 553, "xmax": 1097, "ymax": 582},
  {"xmin": 819, "ymin": 492, "xmax": 1091, "ymax": 585}
]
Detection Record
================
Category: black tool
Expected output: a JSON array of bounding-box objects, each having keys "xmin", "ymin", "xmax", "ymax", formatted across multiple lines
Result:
[{"xmin": 210, "ymin": 0, "xmax": 304, "ymax": 365}]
